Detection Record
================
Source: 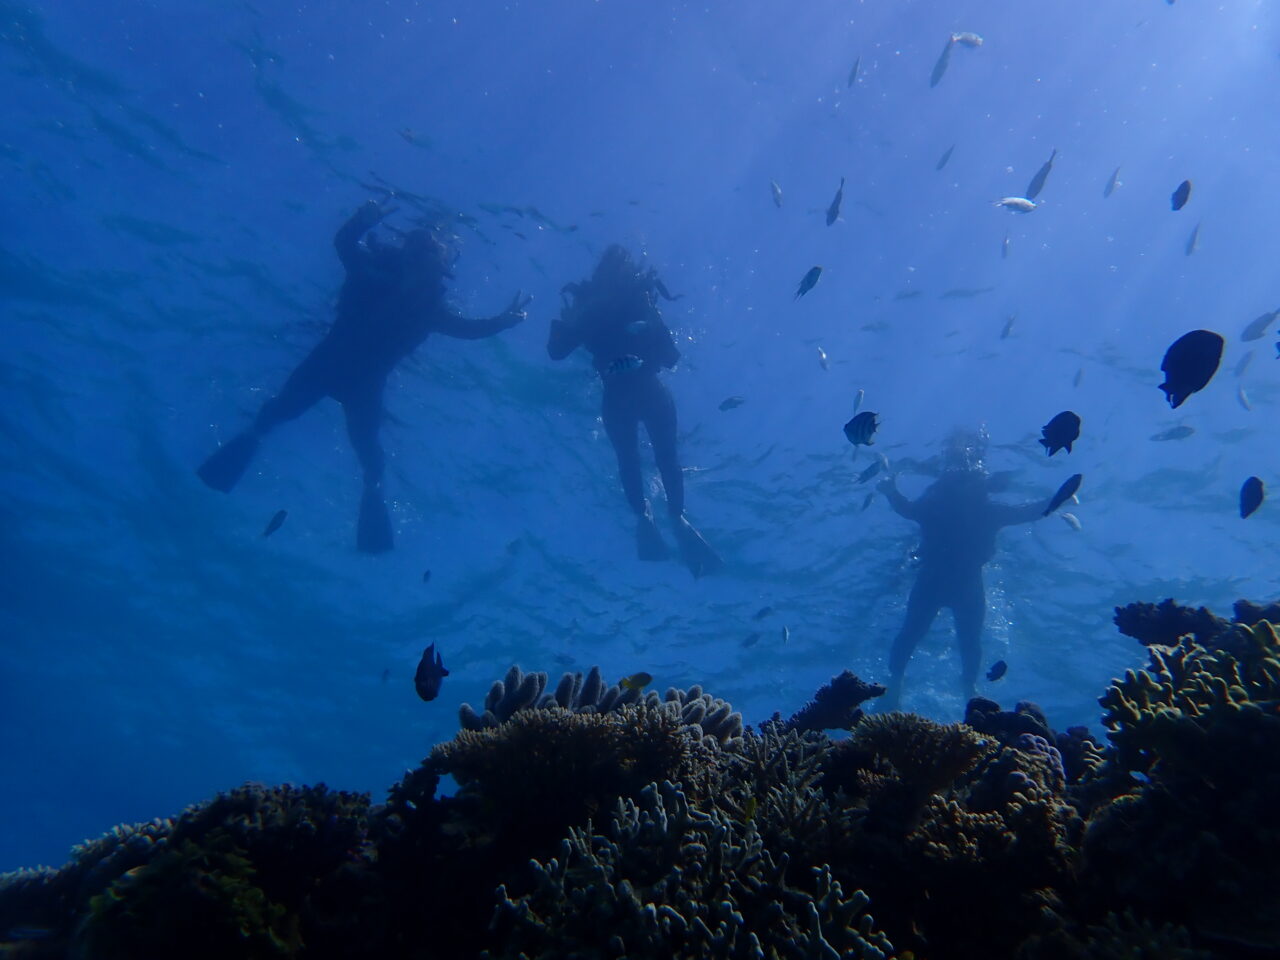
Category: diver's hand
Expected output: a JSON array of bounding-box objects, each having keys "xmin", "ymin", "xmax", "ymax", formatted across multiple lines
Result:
[
  {"xmin": 352, "ymin": 200, "xmax": 397, "ymax": 230},
  {"xmin": 502, "ymin": 292, "xmax": 532, "ymax": 328}
]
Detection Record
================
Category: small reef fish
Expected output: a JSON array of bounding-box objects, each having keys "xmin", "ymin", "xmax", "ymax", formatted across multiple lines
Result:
[
  {"xmin": 795, "ymin": 266, "xmax": 823, "ymax": 299},
  {"xmin": 826, "ymin": 177, "xmax": 846, "ymax": 226},
  {"xmin": 1073, "ymin": 367, "xmax": 1084, "ymax": 388},
  {"xmin": 753, "ymin": 606, "xmax": 774, "ymax": 620},
  {"xmin": 770, "ymin": 179, "xmax": 783, "ymax": 208},
  {"xmin": 936, "ymin": 144, "xmax": 955, "ymax": 171},
  {"xmin": 742, "ymin": 632, "xmax": 762, "ymax": 648},
  {"xmin": 1241, "ymin": 477, "xmax": 1265, "ymax": 519},
  {"xmin": 414, "ymin": 643, "xmax": 449, "ymax": 702},
  {"xmin": 994, "ymin": 197, "xmax": 1037, "ymax": 213},
  {"xmin": 1171, "ymin": 179, "xmax": 1192, "ymax": 211},
  {"xmin": 941, "ymin": 286, "xmax": 995, "ymax": 300},
  {"xmin": 844, "ymin": 411, "xmax": 879, "ymax": 446},
  {"xmin": 847, "ymin": 56, "xmax": 861, "ymax": 88},
  {"xmin": 1044, "ymin": 474, "xmax": 1083, "ymax": 517},
  {"xmin": 1237, "ymin": 385, "xmax": 1251, "ymax": 411},
  {"xmin": 986, "ymin": 660, "xmax": 1007, "ymax": 682},
  {"xmin": 861, "ymin": 491, "xmax": 875, "ymax": 511},
  {"xmin": 1185, "ymin": 221, "xmax": 1201, "ymax": 256},
  {"xmin": 719, "ymin": 396, "xmax": 746, "ymax": 411},
  {"xmin": 743, "ymin": 796, "xmax": 759, "ymax": 821},
  {"xmin": 1234, "ymin": 350, "xmax": 1254, "ymax": 377},
  {"xmin": 894, "ymin": 289, "xmax": 923, "ymax": 301},
  {"xmin": 607, "ymin": 355, "xmax": 645, "ymax": 375},
  {"xmin": 619, "ymin": 671, "xmax": 653, "ymax": 691},
  {"xmin": 951, "ymin": 31, "xmax": 983, "ymax": 47},
  {"xmin": 1240, "ymin": 309, "xmax": 1278, "ymax": 342},
  {"xmin": 1025, "ymin": 148, "xmax": 1057, "ymax": 200},
  {"xmin": 853, "ymin": 389, "xmax": 865, "ymax": 413},
  {"xmin": 1002, "ymin": 233, "xmax": 1010, "ymax": 260},
  {"xmin": 1061, "ymin": 512, "xmax": 1083, "ymax": 531},
  {"xmin": 857, "ymin": 457, "xmax": 885, "ymax": 484},
  {"xmin": 1103, "ymin": 166, "xmax": 1122, "ymax": 198},
  {"xmin": 930, "ymin": 36, "xmax": 954, "ymax": 88},
  {"xmin": 781, "ymin": 625, "xmax": 790, "ymax": 644},
  {"xmin": 1150, "ymin": 425, "xmax": 1195, "ymax": 442},
  {"xmin": 817, "ymin": 346, "xmax": 829, "ymax": 370},
  {"xmin": 1159, "ymin": 329, "xmax": 1224, "ymax": 408},
  {"xmin": 1040, "ymin": 411, "xmax": 1081, "ymax": 456},
  {"xmin": 1000, "ymin": 315, "xmax": 1016, "ymax": 339},
  {"xmin": 262, "ymin": 509, "xmax": 288, "ymax": 538}
]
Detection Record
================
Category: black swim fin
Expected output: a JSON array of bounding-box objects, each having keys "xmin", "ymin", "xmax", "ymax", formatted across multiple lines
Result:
[
  {"xmin": 636, "ymin": 502, "xmax": 669, "ymax": 561},
  {"xmin": 357, "ymin": 486, "xmax": 394, "ymax": 554},
  {"xmin": 673, "ymin": 515, "xmax": 722, "ymax": 578},
  {"xmin": 197, "ymin": 432, "xmax": 259, "ymax": 493}
]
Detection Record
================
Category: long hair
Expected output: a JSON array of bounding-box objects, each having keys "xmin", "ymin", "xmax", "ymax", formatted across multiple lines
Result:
[{"xmin": 559, "ymin": 244, "xmax": 681, "ymax": 315}]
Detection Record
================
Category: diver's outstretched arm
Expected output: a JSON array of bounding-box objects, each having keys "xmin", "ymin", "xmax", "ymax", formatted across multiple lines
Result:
[
  {"xmin": 877, "ymin": 476, "xmax": 920, "ymax": 519},
  {"xmin": 334, "ymin": 201, "xmax": 391, "ymax": 271},
  {"xmin": 434, "ymin": 293, "xmax": 529, "ymax": 340}
]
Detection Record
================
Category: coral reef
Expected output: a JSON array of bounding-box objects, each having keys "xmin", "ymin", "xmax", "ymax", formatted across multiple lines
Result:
[{"xmin": 783, "ymin": 669, "xmax": 886, "ymax": 732}]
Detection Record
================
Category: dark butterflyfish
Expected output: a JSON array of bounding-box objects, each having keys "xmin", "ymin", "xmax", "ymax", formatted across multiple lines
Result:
[
  {"xmin": 1241, "ymin": 477, "xmax": 1264, "ymax": 519},
  {"xmin": 795, "ymin": 266, "xmax": 823, "ymax": 299},
  {"xmin": 986, "ymin": 660, "xmax": 1007, "ymax": 682},
  {"xmin": 1043, "ymin": 474, "xmax": 1083, "ymax": 517},
  {"xmin": 414, "ymin": 643, "xmax": 449, "ymax": 702},
  {"xmin": 1171, "ymin": 179, "xmax": 1192, "ymax": 211},
  {"xmin": 826, "ymin": 177, "xmax": 846, "ymax": 226},
  {"xmin": 1159, "ymin": 329, "xmax": 1224, "ymax": 408},
  {"xmin": 619, "ymin": 671, "xmax": 652, "ymax": 691},
  {"xmin": 1240, "ymin": 309, "xmax": 1279, "ymax": 342},
  {"xmin": 1025, "ymin": 148, "xmax": 1057, "ymax": 200},
  {"xmin": 606, "ymin": 355, "xmax": 645, "ymax": 375},
  {"xmin": 1039, "ymin": 411, "xmax": 1081, "ymax": 456},
  {"xmin": 719, "ymin": 396, "xmax": 745, "ymax": 411},
  {"xmin": 930, "ymin": 35, "xmax": 955, "ymax": 87},
  {"xmin": 262, "ymin": 509, "xmax": 288, "ymax": 538},
  {"xmin": 1150, "ymin": 425, "xmax": 1194, "ymax": 442},
  {"xmin": 844, "ymin": 411, "xmax": 879, "ymax": 446},
  {"xmin": 936, "ymin": 144, "xmax": 955, "ymax": 171}
]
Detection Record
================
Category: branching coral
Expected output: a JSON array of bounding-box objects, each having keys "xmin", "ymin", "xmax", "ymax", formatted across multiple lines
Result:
[{"xmin": 784, "ymin": 670, "xmax": 886, "ymax": 732}]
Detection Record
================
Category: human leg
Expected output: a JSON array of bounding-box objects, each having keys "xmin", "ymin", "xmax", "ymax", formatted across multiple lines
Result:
[
  {"xmin": 602, "ymin": 385, "xmax": 667, "ymax": 560},
  {"xmin": 884, "ymin": 579, "xmax": 942, "ymax": 710},
  {"xmin": 952, "ymin": 575, "xmax": 987, "ymax": 704},
  {"xmin": 342, "ymin": 386, "xmax": 392, "ymax": 553}
]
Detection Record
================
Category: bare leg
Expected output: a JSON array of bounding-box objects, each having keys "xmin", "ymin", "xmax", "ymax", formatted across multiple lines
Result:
[
  {"xmin": 343, "ymin": 386, "xmax": 391, "ymax": 553},
  {"xmin": 884, "ymin": 577, "xmax": 943, "ymax": 710},
  {"xmin": 952, "ymin": 574, "xmax": 986, "ymax": 704},
  {"xmin": 603, "ymin": 384, "xmax": 667, "ymax": 559},
  {"xmin": 640, "ymin": 379, "xmax": 683, "ymax": 518}
]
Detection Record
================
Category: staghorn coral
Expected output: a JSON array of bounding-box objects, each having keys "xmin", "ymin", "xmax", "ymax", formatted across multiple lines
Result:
[
  {"xmin": 485, "ymin": 779, "xmax": 897, "ymax": 960},
  {"xmin": 784, "ymin": 670, "xmax": 886, "ymax": 732}
]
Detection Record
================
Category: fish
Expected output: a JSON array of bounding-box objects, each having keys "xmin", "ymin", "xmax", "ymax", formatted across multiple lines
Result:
[
  {"xmin": 1061, "ymin": 512, "xmax": 1083, "ymax": 531},
  {"xmin": 853, "ymin": 389, "xmax": 865, "ymax": 412},
  {"xmin": 262, "ymin": 509, "xmax": 287, "ymax": 538},
  {"xmin": 795, "ymin": 266, "xmax": 823, "ymax": 299},
  {"xmin": 753, "ymin": 606, "xmax": 774, "ymax": 620},
  {"xmin": 861, "ymin": 491, "xmax": 875, "ymax": 511},
  {"xmin": 994, "ymin": 197, "xmax": 1037, "ymax": 213},
  {"xmin": 857, "ymin": 457, "xmax": 885, "ymax": 483},
  {"xmin": 1185, "ymin": 221, "xmax": 1201, "ymax": 256},
  {"xmin": 1040, "ymin": 411, "xmax": 1081, "ymax": 456},
  {"xmin": 941, "ymin": 286, "xmax": 995, "ymax": 300},
  {"xmin": 1043, "ymin": 474, "xmax": 1083, "ymax": 516},
  {"xmin": 743, "ymin": 796, "xmax": 759, "ymax": 821},
  {"xmin": 893, "ymin": 289, "xmax": 923, "ymax": 301},
  {"xmin": 422, "ymin": 570, "xmax": 432, "ymax": 584},
  {"xmin": 951, "ymin": 31, "xmax": 983, "ymax": 47},
  {"xmin": 936, "ymin": 144, "xmax": 955, "ymax": 171},
  {"xmin": 1001, "ymin": 233, "xmax": 1010, "ymax": 259},
  {"xmin": 414, "ymin": 643, "xmax": 449, "ymax": 702},
  {"xmin": 742, "ymin": 632, "xmax": 762, "ymax": 648},
  {"xmin": 719, "ymin": 396, "xmax": 746, "ymax": 411},
  {"xmin": 826, "ymin": 177, "xmax": 845, "ymax": 226},
  {"xmin": 781, "ymin": 625, "xmax": 790, "ymax": 644},
  {"xmin": 843, "ymin": 411, "xmax": 879, "ymax": 446},
  {"xmin": 1025, "ymin": 149, "xmax": 1057, "ymax": 200},
  {"xmin": 1103, "ymin": 166, "xmax": 1122, "ymax": 198},
  {"xmin": 1150, "ymin": 424, "xmax": 1195, "ymax": 442},
  {"xmin": 1237, "ymin": 385, "xmax": 1251, "ymax": 411},
  {"xmin": 1171, "ymin": 179, "xmax": 1192, "ymax": 211},
  {"xmin": 1241, "ymin": 477, "xmax": 1265, "ymax": 519},
  {"xmin": 1235, "ymin": 350, "xmax": 1255, "ymax": 377},
  {"xmin": 1073, "ymin": 368, "xmax": 1084, "ymax": 388},
  {"xmin": 986, "ymin": 660, "xmax": 1007, "ymax": 681},
  {"xmin": 929, "ymin": 37, "xmax": 954, "ymax": 87},
  {"xmin": 1159, "ymin": 329, "xmax": 1224, "ymax": 408},
  {"xmin": 817, "ymin": 347, "xmax": 829, "ymax": 370},
  {"xmin": 606, "ymin": 355, "xmax": 645, "ymax": 375},
  {"xmin": 1240, "ymin": 310, "xmax": 1279, "ymax": 342},
  {"xmin": 625, "ymin": 319, "xmax": 648, "ymax": 335},
  {"xmin": 1000, "ymin": 315, "xmax": 1016, "ymax": 339},
  {"xmin": 847, "ymin": 56, "xmax": 861, "ymax": 88},
  {"xmin": 770, "ymin": 179, "xmax": 783, "ymax": 208},
  {"xmin": 619, "ymin": 671, "xmax": 653, "ymax": 691}
]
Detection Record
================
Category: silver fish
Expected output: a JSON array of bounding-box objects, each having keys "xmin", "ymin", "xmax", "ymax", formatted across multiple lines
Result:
[
  {"xmin": 853, "ymin": 388, "xmax": 865, "ymax": 412},
  {"xmin": 1237, "ymin": 385, "xmax": 1252, "ymax": 411},
  {"xmin": 994, "ymin": 197, "xmax": 1037, "ymax": 213},
  {"xmin": 770, "ymin": 179, "xmax": 783, "ymax": 208},
  {"xmin": 1103, "ymin": 166, "xmax": 1122, "ymax": 198},
  {"xmin": 1150, "ymin": 425, "xmax": 1194, "ymax": 442},
  {"xmin": 1235, "ymin": 350, "xmax": 1255, "ymax": 377},
  {"xmin": 782, "ymin": 625, "xmax": 790, "ymax": 644},
  {"xmin": 1061, "ymin": 512, "xmax": 1082, "ymax": 531},
  {"xmin": 1000, "ymin": 315, "xmax": 1015, "ymax": 339},
  {"xmin": 1001, "ymin": 232, "xmax": 1010, "ymax": 259},
  {"xmin": 817, "ymin": 346, "xmax": 829, "ymax": 370},
  {"xmin": 951, "ymin": 31, "xmax": 983, "ymax": 47}
]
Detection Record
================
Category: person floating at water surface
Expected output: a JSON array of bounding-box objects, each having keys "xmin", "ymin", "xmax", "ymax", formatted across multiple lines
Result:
[
  {"xmin": 875, "ymin": 428, "xmax": 1053, "ymax": 709},
  {"xmin": 548, "ymin": 245, "xmax": 721, "ymax": 576},
  {"xmin": 197, "ymin": 200, "xmax": 529, "ymax": 553}
]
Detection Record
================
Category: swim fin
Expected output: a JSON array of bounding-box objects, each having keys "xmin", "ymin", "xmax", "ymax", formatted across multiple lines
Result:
[
  {"xmin": 636, "ymin": 502, "xmax": 669, "ymax": 561},
  {"xmin": 197, "ymin": 432, "xmax": 259, "ymax": 493},
  {"xmin": 357, "ymin": 486, "xmax": 394, "ymax": 554},
  {"xmin": 673, "ymin": 515, "xmax": 722, "ymax": 578}
]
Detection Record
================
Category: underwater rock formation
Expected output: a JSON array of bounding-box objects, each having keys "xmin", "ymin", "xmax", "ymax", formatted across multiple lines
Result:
[{"xmin": 783, "ymin": 668, "xmax": 886, "ymax": 732}]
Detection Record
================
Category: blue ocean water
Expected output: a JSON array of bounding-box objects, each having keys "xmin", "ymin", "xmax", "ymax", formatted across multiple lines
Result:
[{"xmin": 2, "ymin": 0, "xmax": 1277, "ymax": 874}]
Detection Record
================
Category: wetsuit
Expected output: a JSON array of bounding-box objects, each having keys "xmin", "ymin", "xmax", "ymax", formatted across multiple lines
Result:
[{"xmin": 879, "ymin": 471, "xmax": 1046, "ymax": 706}]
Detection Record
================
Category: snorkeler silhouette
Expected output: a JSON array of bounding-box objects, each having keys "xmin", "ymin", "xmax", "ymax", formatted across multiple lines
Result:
[
  {"xmin": 875, "ymin": 428, "xmax": 1053, "ymax": 708},
  {"xmin": 197, "ymin": 200, "xmax": 529, "ymax": 553},
  {"xmin": 548, "ymin": 245, "xmax": 721, "ymax": 576}
]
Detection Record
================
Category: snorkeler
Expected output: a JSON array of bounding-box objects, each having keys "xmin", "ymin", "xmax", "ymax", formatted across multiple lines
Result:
[
  {"xmin": 197, "ymin": 200, "xmax": 530, "ymax": 553},
  {"xmin": 875, "ymin": 428, "xmax": 1054, "ymax": 708},
  {"xmin": 547, "ymin": 245, "xmax": 721, "ymax": 576}
]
